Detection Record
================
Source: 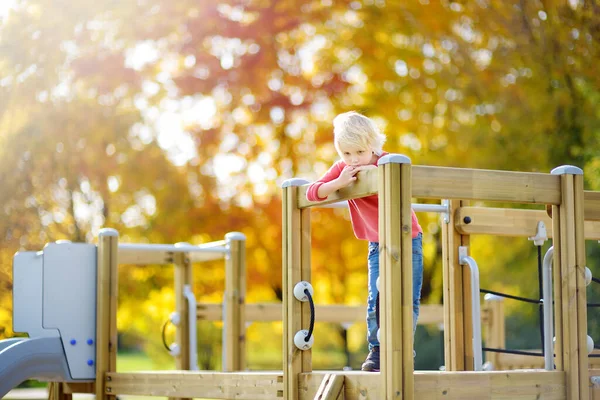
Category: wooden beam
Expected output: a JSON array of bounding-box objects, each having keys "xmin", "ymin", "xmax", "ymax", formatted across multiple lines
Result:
[
  {"xmin": 574, "ymin": 175, "xmax": 589, "ymax": 398},
  {"xmin": 197, "ymin": 303, "xmax": 445, "ymax": 325},
  {"xmin": 490, "ymin": 351, "xmax": 600, "ymax": 371},
  {"xmin": 412, "ymin": 166, "xmax": 561, "ymax": 205},
  {"xmin": 223, "ymin": 232, "xmax": 246, "ymax": 372},
  {"xmin": 95, "ymin": 229, "xmax": 119, "ymax": 400},
  {"xmin": 282, "ymin": 179, "xmax": 312, "ymax": 400},
  {"xmin": 314, "ymin": 374, "xmax": 344, "ymax": 400},
  {"xmin": 297, "ymin": 166, "xmax": 561, "ymax": 210},
  {"xmin": 297, "ymin": 168, "xmax": 378, "ymax": 209},
  {"xmin": 299, "ymin": 370, "xmax": 566, "ymax": 400},
  {"xmin": 378, "ymin": 155, "xmax": 414, "ymax": 399},
  {"xmin": 105, "ymin": 371, "xmax": 283, "ymax": 399},
  {"xmin": 482, "ymin": 296, "xmax": 505, "ymax": 371},
  {"xmin": 118, "ymin": 248, "xmax": 225, "ymax": 265},
  {"xmin": 551, "ymin": 166, "xmax": 588, "ymax": 400},
  {"xmin": 442, "ymin": 200, "xmax": 469, "ymax": 371},
  {"xmin": 455, "ymin": 207, "xmax": 600, "ymax": 239},
  {"xmin": 584, "ymin": 191, "xmax": 600, "ymax": 222},
  {"xmin": 173, "ymin": 252, "xmax": 192, "ymax": 400}
]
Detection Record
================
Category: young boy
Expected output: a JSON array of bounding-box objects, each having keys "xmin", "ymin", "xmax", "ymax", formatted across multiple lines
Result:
[{"xmin": 306, "ymin": 111, "xmax": 423, "ymax": 372}]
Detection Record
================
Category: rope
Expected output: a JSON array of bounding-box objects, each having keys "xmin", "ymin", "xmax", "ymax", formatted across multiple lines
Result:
[
  {"xmin": 479, "ymin": 288, "xmax": 540, "ymax": 304},
  {"xmin": 482, "ymin": 347, "xmax": 544, "ymax": 357},
  {"xmin": 304, "ymin": 288, "xmax": 315, "ymax": 342},
  {"xmin": 376, "ymin": 291, "xmax": 380, "ymax": 329}
]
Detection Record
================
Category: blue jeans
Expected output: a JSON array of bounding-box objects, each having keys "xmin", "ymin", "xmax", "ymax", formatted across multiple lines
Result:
[{"xmin": 366, "ymin": 233, "xmax": 423, "ymax": 350}]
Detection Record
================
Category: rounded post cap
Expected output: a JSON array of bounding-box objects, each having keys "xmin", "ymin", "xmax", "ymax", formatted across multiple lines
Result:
[
  {"xmin": 379, "ymin": 153, "xmax": 411, "ymax": 165},
  {"xmin": 483, "ymin": 293, "xmax": 504, "ymax": 302},
  {"xmin": 550, "ymin": 165, "xmax": 583, "ymax": 175},
  {"xmin": 225, "ymin": 232, "xmax": 246, "ymax": 241},
  {"xmin": 282, "ymin": 178, "xmax": 310, "ymax": 188},
  {"xmin": 98, "ymin": 228, "xmax": 119, "ymax": 237}
]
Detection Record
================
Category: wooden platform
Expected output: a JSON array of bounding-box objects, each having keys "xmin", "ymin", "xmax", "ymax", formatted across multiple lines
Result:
[{"xmin": 99, "ymin": 369, "xmax": 567, "ymax": 399}]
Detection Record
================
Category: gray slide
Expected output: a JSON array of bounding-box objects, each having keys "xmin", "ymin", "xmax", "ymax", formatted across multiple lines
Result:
[{"xmin": 0, "ymin": 337, "xmax": 74, "ymax": 398}]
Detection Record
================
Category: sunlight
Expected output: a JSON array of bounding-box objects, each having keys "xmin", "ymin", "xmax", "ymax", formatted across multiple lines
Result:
[{"xmin": 0, "ymin": 0, "xmax": 16, "ymax": 18}]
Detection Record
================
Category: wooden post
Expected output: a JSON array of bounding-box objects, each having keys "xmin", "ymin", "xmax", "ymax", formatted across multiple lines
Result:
[
  {"xmin": 551, "ymin": 165, "xmax": 588, "ymax": 400},
  {"xmin": 47, "ymin": 382, "xmax": 71, "ymax": 400},
  {"xmin": 441, "ymin": 200, "xmax": 470, "ymax": 371},
  {"xmin": 378, "ymin": 154, "xmax": 413, "ymax": 400},
  {"xmin": 482, "ymin": 294, "xmax": 505, "ymax": 370},
  {"xmin": 172, "ymin": 251, "xmax": 192, "ymax": 400},
  {"xmin": 282, "ymin": 178, "xmax": 311, "ymax": 400},
  {"xmin": 223, "ymin": 232, "xmax": 246, "ymax": 372},
  {"xmin": 95, "ymin": 228, "xmax": 118, "ymax": 400}
]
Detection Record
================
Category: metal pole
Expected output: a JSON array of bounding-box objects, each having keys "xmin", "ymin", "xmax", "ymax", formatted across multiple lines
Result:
[
  {"xmin": 543, "ymin": 246, "xmax": 555, "ymax": 370},
  {"xmin": 458, "ymin": 246, "xmax": 483, "ymax": 371}
]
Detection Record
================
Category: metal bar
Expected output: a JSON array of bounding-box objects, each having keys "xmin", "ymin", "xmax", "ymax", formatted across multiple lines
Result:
[
  {"xmin": 458, "ymin": 247, "xmax": 483, "ymax": 371},
  {"xmin": 543, "ymin": 246, "xmax": 555, "ymax": 370},
  {"xmin": 183, "ymin": 285, "xmax": 199, "ymax": 371},
  {"xmin": 321, "ymin": 201, "xmax": 449, "ymax": 214},
  {"xmin": 118, "ymin": 243, "xmax": 229, "ymax": 254}
]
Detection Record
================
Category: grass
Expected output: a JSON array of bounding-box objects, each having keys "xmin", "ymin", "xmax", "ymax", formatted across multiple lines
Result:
[{"xmin": 117, "ymin": 351, "xmax": 174, "ymax": 372}]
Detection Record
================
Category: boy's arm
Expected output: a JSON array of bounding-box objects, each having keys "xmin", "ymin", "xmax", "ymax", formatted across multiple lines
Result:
[
  {"xmin": 307, "ymin": 163, "xmax": 359, "ymax": 201},
  {"xmin": 315, "ymin": 180, "xmax": 345, "ymax": 199},
  {"xmin": 306, "ymin": 163, "xmax": 343, "ymax": 201}
]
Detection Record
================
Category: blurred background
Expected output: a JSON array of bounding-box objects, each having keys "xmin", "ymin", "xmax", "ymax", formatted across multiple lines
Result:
[{"xmin": 1, "ymin": 0, "xmax": 600, "ymax": 386}]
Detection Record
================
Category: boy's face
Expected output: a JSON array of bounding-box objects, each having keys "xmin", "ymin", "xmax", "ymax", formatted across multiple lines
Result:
[{"xmin": 338, "ymin": 144, "xmax": 374, "ymax": 166}]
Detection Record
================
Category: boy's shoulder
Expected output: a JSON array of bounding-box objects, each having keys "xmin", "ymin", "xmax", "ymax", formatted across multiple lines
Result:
[{"xmin": 329, "ymin": 159, "xmax": 346, "ymax": 169}]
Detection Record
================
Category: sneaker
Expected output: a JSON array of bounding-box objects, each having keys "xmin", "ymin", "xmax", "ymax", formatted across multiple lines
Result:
[{"xmin": 361, "ymin": 347, "xmax": 380, "ymax": 372}]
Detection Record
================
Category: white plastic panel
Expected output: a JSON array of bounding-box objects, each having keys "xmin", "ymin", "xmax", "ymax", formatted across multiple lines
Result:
[
  {"xmin": 42, "ymin": 242, "xmax": 97, "ymax": 380},
  {"xmin": 12, "ymin": 252, "xmax": 59, "ymax": 338}
]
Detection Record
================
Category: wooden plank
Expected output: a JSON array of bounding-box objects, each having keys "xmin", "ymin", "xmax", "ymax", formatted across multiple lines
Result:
[
  {"xmin": 575, "ymin": 176, "xmax": 589, "ymax": 399},
  {"xmin": 47, "ymin": 382, "xmax": 71, "ymax": 400},
  {"xmin": 282, "ymin": 181, "xmax": 310, "ymax": 400},
  {"xmin": 558, "ymin": 174, "xmax": 580, "ymax": 400},
  {"xmin": 482, "ymin": 297, "xmax": 505, "ymax": 370},
  {"xmin": 174, "ymin": 253, "xmax": 192, "ymax": 375},
  {"xmin": 379, "ymin": 159, "xmax": 413, "ymax": 399},
  {"xmin": 412, "ymin": 166, "xmax": 561, "ymax": 205},
  {"xmin": 400, "ymin": 162, "xmax": 415, "ymax": 400},
  {"xmin": 314, "ymin": 374, "xmax": 344, "ymax": 400},
  {"xmin": 61, "ymin": 382, "xmax": 95, "ymax": 394},
  {"xmin": 490, "ymin": 351, "xmax": 600, "ymax": 371},
  {"xmin": 378, "ymin": 159, "xmax": 391, "ymax": 398},
  {"xmin": 297, "ymin": 166, "xmax": 561, "ymax": 209},
  {"xmin": 299, "ymin": 370, "xmax": 566, "ymax": 400},
  {"xmin": 118, "ymin": 248, "xmax": 224, "ymax": 265},
  {"xmin": 173, "ymin": 253, "xmax": 192, "ymax": 400},
  {"xmin": 455, "ymin": 208, "xmax": 552, "ymax": 237},
  {"xmin": 297, "ymin": 168, "xmax": 378, "ymax": 209},
  {"xmin": 442, "ymin": 200, "xmax": 468, "ymax": 371},
  {"xmin": 96, "ymin": 230, "xmax": 119, "ymax": 400},
  {"xmin": 301, "ymin": 203, "xmax": 312, "ymax": 374},
  {"xmin": 197, "ymin": 303, "xmax": 444, "ymax": 325},
  {"xmin": 455, "ymin": 206, "xmax": 600, "ymax": 240},
  {"xmin": 223, "ymin": 233, "xmax": 246, "ymax": 372},
  {"xmin": 584, "ymin": 191, "xmax": 600, "ymax": 222},
  {"xmin": 106, "ymin": 371, "xmax": 283, "ymax": 399}
]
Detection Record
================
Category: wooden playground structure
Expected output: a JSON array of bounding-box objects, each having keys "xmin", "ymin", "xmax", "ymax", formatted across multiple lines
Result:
[{"xmin": 40, "ymin": 155, "xmax": 600, "ymax": 399}]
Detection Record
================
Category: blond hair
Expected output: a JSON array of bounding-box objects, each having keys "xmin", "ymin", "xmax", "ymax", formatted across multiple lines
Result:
[{"xmin": 333, "ymin": 111, "xmax": 386, "ymax": 157}]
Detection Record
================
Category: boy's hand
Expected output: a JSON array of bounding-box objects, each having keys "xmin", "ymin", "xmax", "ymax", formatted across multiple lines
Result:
[
  {"xmin": 354, "ymin": 165, "xmax": 377, "ymax": 173},
  {"xmin": 335, "ymin": 165, "xmax": 359, "ymax": 187}
]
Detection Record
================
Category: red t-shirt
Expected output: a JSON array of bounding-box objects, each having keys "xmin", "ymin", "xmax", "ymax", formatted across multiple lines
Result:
[{"xmin": 306, "ymin": 153, "xmax": 423, "ymax": 242}]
